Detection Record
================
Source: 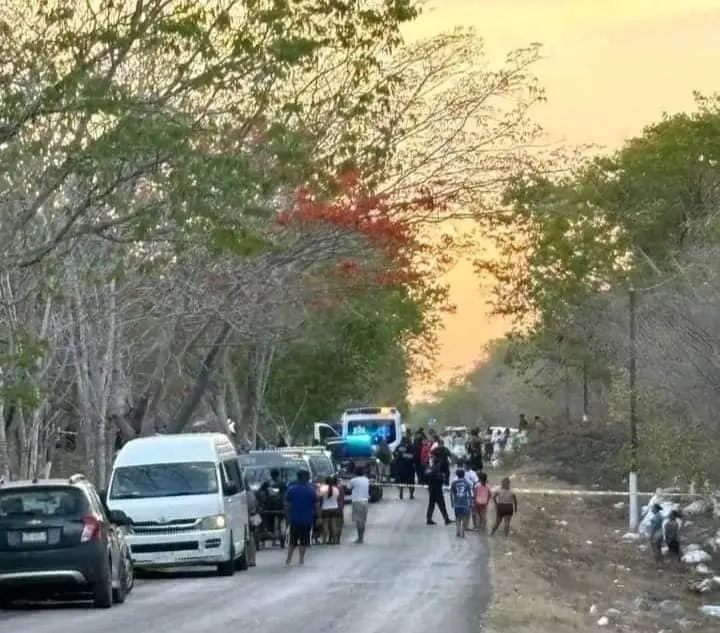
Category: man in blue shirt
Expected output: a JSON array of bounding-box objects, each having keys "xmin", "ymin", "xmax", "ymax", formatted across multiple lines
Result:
[{"xmin": 284, "ymin": 469, "xmax": 318, "ymax": 565}]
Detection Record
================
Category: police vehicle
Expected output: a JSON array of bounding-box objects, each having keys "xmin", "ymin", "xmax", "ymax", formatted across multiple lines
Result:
[
  {"xmin": 314, "ymin": 406, "xmax": 403, "ymax": 453},
  {"xmin": 325, "ymin": 436, "xmax": 384, "ymax": 503}
]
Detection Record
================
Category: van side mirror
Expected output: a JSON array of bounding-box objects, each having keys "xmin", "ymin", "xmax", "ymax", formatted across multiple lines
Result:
[
  {"xmin": 223, "ymin": 482, "xmax": 239, "ymax": 496},
  {"xmin": 108, "ymin": 509, "xmax": 133, "ymax": 526}
]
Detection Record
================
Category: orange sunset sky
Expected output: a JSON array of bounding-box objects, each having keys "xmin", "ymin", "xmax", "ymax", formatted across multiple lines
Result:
[{"xmin": 407, "ymin": 0, "xmax": 720, "ymax": 400}]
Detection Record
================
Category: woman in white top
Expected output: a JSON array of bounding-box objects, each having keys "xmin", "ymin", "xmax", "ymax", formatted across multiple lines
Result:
[{"xmin": 320, "ymin": 476, "xmax": 342, "ymax": 544}]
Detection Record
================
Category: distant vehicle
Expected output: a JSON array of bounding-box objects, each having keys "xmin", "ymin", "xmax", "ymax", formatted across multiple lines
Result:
[
  {"xmin": 107, "ymin": 433, "xmax": 250, "ymax": 576},
  {"xmin": 247, "ymin": 447, "xmax": 337, "ymax": 484},
  {"xmin": 312, "ymin": 421, "xmax": 343, "ymax": 445},
  {"xmin": 325, "ymin": 438, "xmax": 384, "ymax": 503},
  {"xmin": 241, "ymin": 460, "xmax": 307, "ymax": 492},
  {"xmin": 0, "ymin": 473, "xmax": 134, "ymax": 609}
]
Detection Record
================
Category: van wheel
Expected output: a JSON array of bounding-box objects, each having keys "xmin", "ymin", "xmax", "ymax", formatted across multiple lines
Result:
[
  {"xmin": 92, "ymin": 556, "xmax": 113, "ymax": 608},
  {"xmin": 235, "ymin": 530, "xmax": 249, "ymax": 571},
  {"xmin": 217, "ymin": 539, "xmax": 235, "ymax": 576}
]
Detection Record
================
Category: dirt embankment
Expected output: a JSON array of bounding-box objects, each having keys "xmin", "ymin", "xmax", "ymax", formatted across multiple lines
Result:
[{"xmin": 483, "ymin": 459, "xmax": 719, "ymax": 633}]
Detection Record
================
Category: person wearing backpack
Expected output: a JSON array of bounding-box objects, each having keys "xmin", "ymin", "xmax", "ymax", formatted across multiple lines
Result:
[
  {"xmin": 450, "ymin": 468, "xmax": 473, "ymax": 537},
  {"xmin": 473, "ymin": 471, "xmax": 492, "ymax": 531}
]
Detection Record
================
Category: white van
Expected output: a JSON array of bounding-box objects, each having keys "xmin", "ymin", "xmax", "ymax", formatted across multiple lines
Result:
[{"xmin": 106, "ymin": 433, "xmax": 249, "ymax": 576}]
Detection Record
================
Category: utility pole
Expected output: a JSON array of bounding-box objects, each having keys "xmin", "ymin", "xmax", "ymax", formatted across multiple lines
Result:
[
  {"xmin": 628, "ymin": 288, "xmax": 639, "ymax": 531},
  {"xmin": 582, "ymin": 358, "xmax": 589, "ymax": 422}
]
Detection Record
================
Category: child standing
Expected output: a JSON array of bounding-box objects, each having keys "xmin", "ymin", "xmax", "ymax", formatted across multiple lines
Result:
[
  {"xmin": 450, "ymin": 468, "xmax": 473, "ymax": 537},
  {"xmin": 473, "ymin": 472, "xmax": 492, "ymax": 531},
  {"xmin": 491, "ymin": 477, "xmax": 517, "ymax": 537}
]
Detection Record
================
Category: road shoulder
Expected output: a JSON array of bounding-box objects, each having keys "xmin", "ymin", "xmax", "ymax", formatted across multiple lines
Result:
[{"xmin": 484, "ymin": 466, "xmax": 717, "ymax": 633}]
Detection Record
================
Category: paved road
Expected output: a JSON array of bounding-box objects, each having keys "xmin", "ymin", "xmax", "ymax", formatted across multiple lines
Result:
[{"xmin": 1, "ymin": 491, "xmax": 490, "ymax": 633}]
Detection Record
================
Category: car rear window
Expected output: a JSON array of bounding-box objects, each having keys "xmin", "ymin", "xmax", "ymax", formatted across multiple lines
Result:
[{"xmin": 0, "ymin": 487, "xmax": 86, "ymax": 518}]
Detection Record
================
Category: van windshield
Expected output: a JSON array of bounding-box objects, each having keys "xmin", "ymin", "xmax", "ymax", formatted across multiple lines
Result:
[{"xmin": 109, "ymin": 462, "xmax": 219, "ymax": 499}]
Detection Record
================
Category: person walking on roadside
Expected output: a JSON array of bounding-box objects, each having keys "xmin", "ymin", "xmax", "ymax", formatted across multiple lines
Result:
[
  {"xmin": 350, "ymin": 466, "xmax": 370, "ymax": 543},
  {"xmin": 473, "ymin": 471, "xmax": 491, "ymax": 531},
  {"xmin": 491, "ymin": 477, "xmax": 517, "ymax": 537},
  {"xmin": 662, "ymin": 510, "xmax": 682, "ymax": 562},
  {"xmin": 450, "ymin": 468, "xmax": 473, "ymax": 537},
  {"xmin": 426, "ymin": 451, "xmax": 452, "ymax": 526},
  {"xmin": 284, "ymin": 469, "xmax": 318, "ymax": 566},
  {"xmin": 320, "ymin": 476, "xmax": 342, "ymax": 545},
  {"xmin": 648, "ymin": 503, "xmax": 664, "ymax": 563}
]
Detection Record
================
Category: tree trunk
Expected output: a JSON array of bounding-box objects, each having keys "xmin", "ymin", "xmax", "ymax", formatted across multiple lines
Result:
[{"xmin": 167, "ymin": 322, "xmax": 231, "ymax": 434}]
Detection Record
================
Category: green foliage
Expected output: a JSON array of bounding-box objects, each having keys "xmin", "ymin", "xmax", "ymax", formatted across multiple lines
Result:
[
  {"xmin": 265, "ymin": 287, "xmax": 422, "ymax": 430},
  {"xmin": 0, "ymin": 0, "xmax": 422, "ymax": 265}
]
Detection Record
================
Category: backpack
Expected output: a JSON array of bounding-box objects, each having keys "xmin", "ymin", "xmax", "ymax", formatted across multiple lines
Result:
[{"xmin": 474, "ymin": 484, "xmax": 491, "ymax": 507}]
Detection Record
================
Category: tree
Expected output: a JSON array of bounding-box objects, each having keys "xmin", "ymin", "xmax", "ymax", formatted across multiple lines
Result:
[{"xmin": 468, "ymin": 93, "xmax": 720, "ymax": 486}]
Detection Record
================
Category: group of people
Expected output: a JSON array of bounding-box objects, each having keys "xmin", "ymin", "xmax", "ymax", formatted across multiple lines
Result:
[
  {"xmin": 648, "ymin": 504, "xmax": 683, "ymax": 564},
  {"xmin": 279, "ymin": 467, "xmax": 373, "ymax": 566}
]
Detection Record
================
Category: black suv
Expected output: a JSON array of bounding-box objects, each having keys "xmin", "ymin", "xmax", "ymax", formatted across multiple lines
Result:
[{"xmin": 0, "ymin": 473, "xmax": 134, "ymax": 609}]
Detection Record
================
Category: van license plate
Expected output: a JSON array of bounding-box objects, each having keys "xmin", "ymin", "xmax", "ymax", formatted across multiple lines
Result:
[{"xmin": 22, "ymin": 531, "xmax": 47, "ymax": 544}]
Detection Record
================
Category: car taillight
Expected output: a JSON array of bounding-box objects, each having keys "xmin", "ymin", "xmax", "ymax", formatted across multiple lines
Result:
[{"xmin": 81, "ymin": 514, "xmax": 102, "ymax": 543}]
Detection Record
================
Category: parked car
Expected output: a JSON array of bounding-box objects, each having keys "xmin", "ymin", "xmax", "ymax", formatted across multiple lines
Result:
[{"xmin": 0, "ymin": 473, "xmax": 134, "ymax": 608}]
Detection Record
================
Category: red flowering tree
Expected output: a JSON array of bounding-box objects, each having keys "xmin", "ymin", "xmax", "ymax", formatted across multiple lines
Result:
[
  {"xmin": 275, "ymin": 170, "xmax": 457, "ymax": 381},
  {"xmin": 277, "ymin": 170, "xmax": 454, "ymax": 306}
]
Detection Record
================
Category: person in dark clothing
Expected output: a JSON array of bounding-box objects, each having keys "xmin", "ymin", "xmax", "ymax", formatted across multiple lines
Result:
[
  {"xmin": 518, "ymin": 414, "xmax": 528, "ymax": 432},
  {"xmin": 434, "ymin": 439, "xmax": 452, "ymax": 486},
  {"xmin": 393, "ymin": 436, "xmax": 416, "ymax": 499},
  {"xmin": 484, "ymin": 427, "xmax": 494, "ymax": 461},
  {"xmin": 426, "ymin": 455, "xmax": 452, "ymax": 525},
  {"xmin": 376, "ymin": 438, "xmax": 392, "ymax": 482},
  {"xmin": 466, "ymin": 428, "xmax": 484, "ymax": 473}
]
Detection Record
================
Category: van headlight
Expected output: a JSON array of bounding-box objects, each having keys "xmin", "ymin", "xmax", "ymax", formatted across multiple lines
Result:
[{"xmin": 198, "ymin": 514, "xmax": 227, "ymax": 530}]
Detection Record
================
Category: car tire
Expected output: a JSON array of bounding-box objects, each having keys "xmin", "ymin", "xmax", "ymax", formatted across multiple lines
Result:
[
  {"xmin": 123, "ymin": 550, "xmax": 135, "ymax": 593},
  {"xmin": 112, "ymin": 554, "xmax": 132, "ymax": 604},
  {"xmin": 235, "ymin": 529, "xmax": 249, "ymax": 571},
  {"xmin": 217, "ymin": 538, "xmax": 235, "ymax": 576},
  {"xmin": 92, "ymin": 556, "xmax": 114, "ymax": 609}
]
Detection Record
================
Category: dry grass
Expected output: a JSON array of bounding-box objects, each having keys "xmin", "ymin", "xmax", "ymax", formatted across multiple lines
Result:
[{"xmin": 484, "ymin": 465, "xmax": 718, "ymax": 633}]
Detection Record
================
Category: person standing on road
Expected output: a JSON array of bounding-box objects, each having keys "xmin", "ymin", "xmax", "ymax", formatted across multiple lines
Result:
[
  {"xmin": 434, "ymin": 439, "xmax": 452, "ymax": 486},
  {"xmin": 450, "ymin": 468, "xmax": 473, "ymax": 537},
  {"xmin": 426, "ymin": 452, "xmax": 452, "ymax": 526},
  {"xmin": 376, "ymin": 438, "xmax": 392, "ymax": 483},
  {"xmin": 466, "ymin": 428, "xmax": 484, "ymax": 474},
  {"xmin": 284, "ymin": 469, "xmax": 317, "ymax": 566},
  {"xmin": 393, "ymin": 435, "xmax": 416, "ymax": 500},
  {"xmin": 350, "ymin": 466, "xmax": 370, "ymax": 543}
]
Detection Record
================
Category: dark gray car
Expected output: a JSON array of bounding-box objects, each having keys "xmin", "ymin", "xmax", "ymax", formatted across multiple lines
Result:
[{"xmin": 0, "ymin": 473, "xmax": 134, "ymax": 609}]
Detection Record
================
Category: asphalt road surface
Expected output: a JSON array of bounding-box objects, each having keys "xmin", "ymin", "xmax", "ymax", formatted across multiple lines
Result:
[{"xmin": 0, "ymin": 490, "xmax": 490, "ymax": 633}]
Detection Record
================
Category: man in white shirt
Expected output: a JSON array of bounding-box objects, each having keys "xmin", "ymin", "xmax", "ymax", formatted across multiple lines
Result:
[{"xmin": 349, "ymin": 466, "xmax": 371, "ymax": 544}]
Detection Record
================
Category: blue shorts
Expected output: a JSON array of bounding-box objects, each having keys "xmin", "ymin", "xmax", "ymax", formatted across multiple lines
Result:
[{"xmin": 454, "ymin": 506, "xmax": 470, "ymax": 517}]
